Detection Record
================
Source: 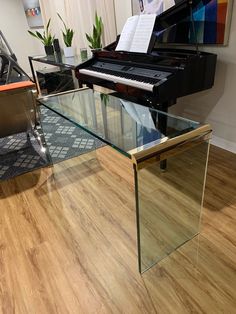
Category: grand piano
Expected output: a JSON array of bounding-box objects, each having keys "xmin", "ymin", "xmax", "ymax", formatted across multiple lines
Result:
[{"xmin": 76, "ymin": 0, "xmax": 217, "ymax": 113}]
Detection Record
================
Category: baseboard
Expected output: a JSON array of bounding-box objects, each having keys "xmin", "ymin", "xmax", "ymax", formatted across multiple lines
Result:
[{"xmin": 211, "ymin": 135, "xmax": 236, "ymax": 154}]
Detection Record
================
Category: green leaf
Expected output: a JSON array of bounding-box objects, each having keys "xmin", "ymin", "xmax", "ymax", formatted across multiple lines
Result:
[
  {"xmin": 95, "ymin": 12, "xmax": 99, "ymax": 28},
  {"xmin": 28, "ymin": 30, "xmax": 38, "ymax": 39},
  {"xmin": 28, "ymin": 19, "xmax": 54, "ymax": 46},
  {"xmin": 57, "ymin": 12, "xmax": 67, "ymax": 31},
  {"xmin": 35, "ymin": 31, "xmax": 44, "ymax": 40},
  {"xmin": 86, "ymin": 33, "xmax": 92, "ymax": 43},
  {"xmin": 67, "ymin": 30, "xmax": 74, "ymax": 46},
  {"xmin": 86, "ymin": 12, "xmax": 103, "ymax": 49},
  {"xmin": 57, "ymin": 13, "xmax": 74, "ymax": 46},
  {"xmin": 46, "ymin": 18, "xmax": 51, "ymax": 35},
  {"xmin": 93, "ymin": 25, "xmax": 97, "ymax": 38}
]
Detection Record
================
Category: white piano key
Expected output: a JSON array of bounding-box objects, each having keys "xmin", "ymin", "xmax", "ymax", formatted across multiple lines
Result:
[{"xmin": 79, "ymin": 69, "xmax": 154, "ymax": 92}]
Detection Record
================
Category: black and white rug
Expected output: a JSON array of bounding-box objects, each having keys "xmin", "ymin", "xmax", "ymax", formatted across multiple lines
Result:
[{"xmin": 0, "ymin": 107, "xmax": 103, "ymax": 181}]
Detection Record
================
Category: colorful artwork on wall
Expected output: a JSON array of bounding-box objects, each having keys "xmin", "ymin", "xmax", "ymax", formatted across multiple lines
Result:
[
  {"xmin": 22, "ymin": 0, "xmax": 44, "ymax": 29},
  {"xmin": 133, "ymin": 0, "xmax": 233, "ymax": 45}
]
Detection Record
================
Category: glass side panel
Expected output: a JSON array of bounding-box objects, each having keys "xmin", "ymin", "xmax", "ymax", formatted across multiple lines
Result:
[
  {"xmin": 136, "ymin": 138, "xmax": 210, "ymax": 273},
  {"xmin": 38, "ymin": 88, "xmax": 200, "ymax": 157}
]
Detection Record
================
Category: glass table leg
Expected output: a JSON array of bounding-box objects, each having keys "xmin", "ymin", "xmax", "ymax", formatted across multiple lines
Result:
[{"xmin": 134, "ymin": 135, "xmax": 210, "ymax": 273}]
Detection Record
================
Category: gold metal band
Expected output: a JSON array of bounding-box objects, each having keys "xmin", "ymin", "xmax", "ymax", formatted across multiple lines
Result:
[{"xmin": 131, "ymin": 124, "xmax": 212, "ymax": 168}]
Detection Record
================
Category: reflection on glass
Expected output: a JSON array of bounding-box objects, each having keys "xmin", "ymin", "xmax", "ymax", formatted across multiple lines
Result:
[
  {"xmin": 39, "ymin": 88, "xmax": 200, "ymax": 158},
  {"xmin": 80, "ymin": 48, "xmax": 88, "ymax": 61},
  {"xmin": 136, "ymin": 139, "xmax": 210, "ymax": 273},
  {"xmin": 32, "ymin": 53, "xmax": 82, "ymax": 68}
]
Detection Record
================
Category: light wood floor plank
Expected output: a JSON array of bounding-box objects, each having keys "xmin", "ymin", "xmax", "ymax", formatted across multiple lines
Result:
[{"xmin": 0, "ymin": 145, "xmax": 235, "ymax": 313}]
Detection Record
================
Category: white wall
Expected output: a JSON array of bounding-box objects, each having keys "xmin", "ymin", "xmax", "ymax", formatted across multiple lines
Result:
[
  {"xmin": 114, "ymin": 0, "xmax": 132, "ymax": 33},
  {"xmin": 0, "ymin": 0, "xmax": 44, "ymax": 74},
  {"xmin": 169, "ymin": 1, "xmax": 236, "ymax": 153}
]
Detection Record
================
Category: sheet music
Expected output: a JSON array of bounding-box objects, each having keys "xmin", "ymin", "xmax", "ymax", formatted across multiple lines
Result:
[
  {"xmin": 116, "ymin": 14, "xmax": 156, "ymax": 53},
  {"xmin": 115, "ymin": 16, "xmax": 139, "ymax": 51},
  {"xmin": 130, "ymin": 14, "xmax": 156, "ymax": 53},
  {"xmin": 120, "ymin": 99, "xmax": 156, "ymax": 129}
]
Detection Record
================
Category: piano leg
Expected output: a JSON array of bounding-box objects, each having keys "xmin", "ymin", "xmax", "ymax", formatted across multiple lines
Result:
[
  {"xmin": 149, "ymin": 104, "xmax": 167, "ymax": 171},
  {"xmin": 77, "ymin": 79, "xmax": 93, "ymax": 89},
  {"xmin": 157, "ymin": 102, "xmax": 169, "ymax": 171},
  {"xmin": 153, "ymin": 99, "xmax": 176, "ymax": 171},
  {"xmin": 159, "ymin": 111, "xmax": 167, "ymax": 171},
  {"xmin": 86, "ymin": 83, "xmax": 94, "ymax": 90}
]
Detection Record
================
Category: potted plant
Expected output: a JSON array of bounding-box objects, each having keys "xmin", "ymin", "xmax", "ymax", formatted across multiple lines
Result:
[
  {"xmin": 28, "ymin": 19, "xmax": 55, "ymax": 55},
  {"xmin": 57, "ymin": 13, "xmax": 75, "ymax": 57},
  {"xmin": 86, "ymin": 12, "xmax": 103, "ymax": 52}
]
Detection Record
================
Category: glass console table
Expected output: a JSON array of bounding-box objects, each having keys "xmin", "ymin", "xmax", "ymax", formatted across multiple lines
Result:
[
  {"xmin": 29, "ymin": 52, "xmax": 83, "ymax": 95},
  {"xmin": 38, "ymin": 88, "xmax": 212, "ymax": 273}
]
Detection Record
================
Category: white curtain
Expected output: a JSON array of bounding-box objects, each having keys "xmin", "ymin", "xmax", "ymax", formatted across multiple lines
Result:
[{"xmin": 39, "ymin": 0, "xmax": 117, "ymax": 54}]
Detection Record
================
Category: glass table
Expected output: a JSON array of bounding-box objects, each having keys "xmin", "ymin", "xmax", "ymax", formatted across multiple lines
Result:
[
  {"xmin": 38, "ymin": 88, "xmax": 212, "ymax": 273},
  {"xmin": 28, "ymin": 52, "xmax": 84, "ymax": 95}
]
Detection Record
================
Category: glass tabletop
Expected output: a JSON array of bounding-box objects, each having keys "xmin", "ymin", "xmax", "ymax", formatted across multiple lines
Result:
[
  {"xmin": 38, "ymin": 88, "xmax": 200, "ymax": 158},
  {"xmin": 30, "ymin": 52, "xmax": 83, "ymax": 69}
]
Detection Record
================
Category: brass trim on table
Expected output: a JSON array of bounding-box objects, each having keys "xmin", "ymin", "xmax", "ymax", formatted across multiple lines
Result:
[
  {"xmin": 128, "ymin": 136, "xmax": 169, "ymax": 156},
  {"xmin": 131, "ymin": 124, "xmax": 212, "ymax": 167}
]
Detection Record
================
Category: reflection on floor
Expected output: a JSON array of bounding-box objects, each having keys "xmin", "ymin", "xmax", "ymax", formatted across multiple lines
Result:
[{"xmin": 0, "ymin": 145, "xmax": 235, "ymax": 313}]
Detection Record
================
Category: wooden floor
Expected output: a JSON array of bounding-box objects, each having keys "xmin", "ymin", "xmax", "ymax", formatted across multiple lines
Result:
[{"xmin": 0, "ymin": 145, "xmax": 235, "ymax": 313}]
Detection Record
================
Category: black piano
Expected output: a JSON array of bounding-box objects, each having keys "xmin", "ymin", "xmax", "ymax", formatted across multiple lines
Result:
[{"xmin": 76, "ymin": 0, "xmax": 217, "ymax": 113}]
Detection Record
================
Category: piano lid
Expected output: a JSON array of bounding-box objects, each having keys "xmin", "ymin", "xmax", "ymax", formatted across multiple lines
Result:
[
  {"xmin": 154, "ymin": 0, "xmax": 217, "ymax": 45},
  {"xmin": 156, "ymin": 0, "xmax": 207, "ymax": 26}
]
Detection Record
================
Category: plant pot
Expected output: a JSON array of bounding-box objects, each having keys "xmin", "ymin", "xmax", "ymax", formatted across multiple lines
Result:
[
  {"xmin": 91, "ymin": 48, "xmax": 102, "ymax": 55},
  {"xmin": 44, "ymin": 45, "xmax": 54, "ymax": 56},
  {"xmin": 64, "ymin": 46, "xmax": 74, "ymax": 57}
]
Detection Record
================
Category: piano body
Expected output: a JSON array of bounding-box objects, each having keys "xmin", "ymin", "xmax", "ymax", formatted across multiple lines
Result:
[{"xmin": 76, "ymin": 0, "xmax": 217, "ymax": 113}]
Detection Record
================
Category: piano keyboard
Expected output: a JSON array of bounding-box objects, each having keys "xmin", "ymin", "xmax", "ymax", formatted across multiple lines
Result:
[
  {"xmin": 79, "ymin": 69, "xmax": 166, "ymax": 92},
  {"xmin": 79, "ymin": 69, "xmax": 159, "ymax": 91}
]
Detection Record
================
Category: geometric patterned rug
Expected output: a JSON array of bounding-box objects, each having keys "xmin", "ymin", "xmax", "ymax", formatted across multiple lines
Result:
[{"xmin": 0, "ymin": 107, "xmax": 103, "ymax": 181}]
